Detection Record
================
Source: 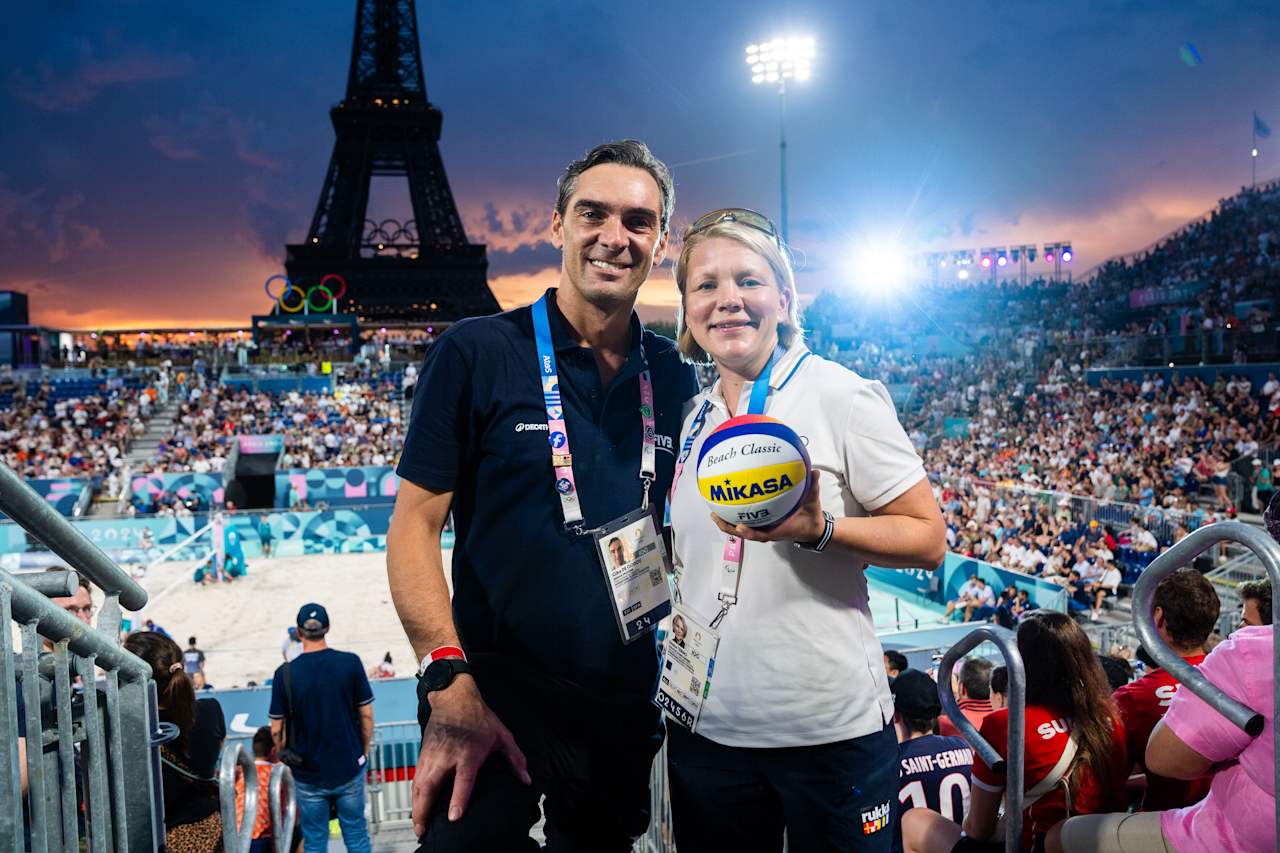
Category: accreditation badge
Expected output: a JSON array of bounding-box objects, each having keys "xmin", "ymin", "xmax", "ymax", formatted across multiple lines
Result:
[
  {"xmin": 594, "ymin": 508, "xmax": 672, "ymax": 644},
  {"xmin": 654, "ymin": 603, "xmax": 719, "ymax": 732}
]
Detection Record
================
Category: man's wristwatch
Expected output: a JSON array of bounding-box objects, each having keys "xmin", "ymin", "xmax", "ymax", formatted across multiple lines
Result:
[
  {"xmin": 416, "ymin": 645, "xmax": 471, "ymax": 703},
  {"xmin": 416, "ymin": 657, "xmax": 472, "ymax": 703},
  {"xmin": 795, "ymin": 510, "xmax": 836, "ymax": 553}
]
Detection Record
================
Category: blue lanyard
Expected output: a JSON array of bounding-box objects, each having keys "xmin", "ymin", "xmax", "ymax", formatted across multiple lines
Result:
[
  {"xmin": 531, "ymin": 293, "xmax": 656, "ymax": 528},
  {"xmin": 746, "ymin": 351, "xmax": 776, "ymax": 416}
]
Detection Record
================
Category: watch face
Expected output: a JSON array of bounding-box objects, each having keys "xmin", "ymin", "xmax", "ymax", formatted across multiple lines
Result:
[{"xmin": 423, "ymin": 659, "xmax": 455, "ymax": 692}]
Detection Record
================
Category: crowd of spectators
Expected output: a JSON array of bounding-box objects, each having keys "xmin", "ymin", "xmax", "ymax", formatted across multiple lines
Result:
[
  {"xmin": 890, "ymin": 563, "xmax": 1274, "ymax": 852},
  {"xmin": 927, "ymin": 371, "xmax": 1279, "ymax": 513},
  {"xmin": 148, "ymin": 381, "xmax": 404, "ymax": 473},
  {"xmin": 0, "ymin": 373, "xmax": 156, "ymax": 480}
]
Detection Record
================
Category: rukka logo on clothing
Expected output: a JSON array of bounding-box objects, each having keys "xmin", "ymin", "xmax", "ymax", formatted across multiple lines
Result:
[{"xmin": 860, "ymin": 801, "xmax": 890, "ymax": 834}]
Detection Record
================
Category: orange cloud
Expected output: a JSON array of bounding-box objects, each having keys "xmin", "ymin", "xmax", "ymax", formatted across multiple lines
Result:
[{"xmin": 489, "ymin": 264, "xmax": 682, "ymax": 320}]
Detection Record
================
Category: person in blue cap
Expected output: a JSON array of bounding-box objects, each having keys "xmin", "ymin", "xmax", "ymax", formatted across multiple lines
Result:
[{"xmin": 268, "ymin": 603, "xmax": 375, "ymax": 852}]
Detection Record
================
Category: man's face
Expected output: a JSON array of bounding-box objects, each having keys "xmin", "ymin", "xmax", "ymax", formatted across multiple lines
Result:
[
  {"xmin": 53, "ymin": 587, "xmax": 93, "ymax": 626},
  {"xmin": 1242, "ymin": 598, "xmax": 1265, "ymax": 628},
  {"xmin": 551, "ymin": 163, "xmax": 667, "ymax": 312},
  {"xmin": 609, "ymin": 539, "xmax": 625, "ymax": 565}
]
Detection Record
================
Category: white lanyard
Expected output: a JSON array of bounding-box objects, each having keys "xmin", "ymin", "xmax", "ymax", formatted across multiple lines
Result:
[{"xmin": 532, "ymin": 294, "xmax": 656, "ymax": 530}]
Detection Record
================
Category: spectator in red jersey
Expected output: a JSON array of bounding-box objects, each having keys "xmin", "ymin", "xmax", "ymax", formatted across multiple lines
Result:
[
  {"xmin": 938, "ymin": 656, "xmax": 994, "ymax": 738},
  {"xmin": 1111, "ymin": 568, "xmax": 1218, "ymax": 813},
  {"xmin": 902, "ymin": 612, "xmax": 1127, "ymax": 853}
]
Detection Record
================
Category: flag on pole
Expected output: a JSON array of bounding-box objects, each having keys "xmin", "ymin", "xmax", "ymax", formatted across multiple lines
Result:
[{"xmin": 1256, "ymin": 112, "xmax": 1273, "ymax": 139}]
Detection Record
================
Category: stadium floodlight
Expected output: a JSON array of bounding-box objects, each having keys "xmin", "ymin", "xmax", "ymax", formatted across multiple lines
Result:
[
  {"xmin": 996, "ymin": 248, "xmax": 1009, "ymax": 267},
  {"xmin": 958, "ymin": 268, "xmax": 970, "ymax": 281},
  {"xmin": 1061, "ymin": 243, "xmax": 1073, "ymax": 263},
  {"xmin": 1043, "ymin": 249, "xmax": 1055, "ymax": 263},
  {"xmin": 980, "ymin": 255, "xmax": 992, "ymax": 269},
  {"xmin": 745, "ymin": 35, "xmax": 816, "ymax": 245},
  {"xmin": 847, "ymin": 239, "xmax": 909, "ymax": 298}
]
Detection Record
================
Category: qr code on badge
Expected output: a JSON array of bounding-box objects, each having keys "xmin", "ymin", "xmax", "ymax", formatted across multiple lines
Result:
[
  {"xmin": 649, "ymin": 569, "xmax": 662, "ymax": 586},
  {"xmin": 688, "ymin": 675, "xmax": 701, "ymax": 693}
]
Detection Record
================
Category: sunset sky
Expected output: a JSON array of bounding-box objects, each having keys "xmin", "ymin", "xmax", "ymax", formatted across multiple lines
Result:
[{"xmin": 2, "ymin": 1, "xmax": 1278, "ymax": 329}]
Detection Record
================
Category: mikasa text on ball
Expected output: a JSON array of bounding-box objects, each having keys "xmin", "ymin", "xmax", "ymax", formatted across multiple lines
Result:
[{"xmin": 696, "ymin": 415, "xmax": 811, "ymax": 528}]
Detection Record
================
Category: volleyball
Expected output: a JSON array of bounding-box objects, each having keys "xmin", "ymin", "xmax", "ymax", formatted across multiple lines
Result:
[{"xmin": 695, "ymin": 415, "xmax": 811, "ymax": 528}]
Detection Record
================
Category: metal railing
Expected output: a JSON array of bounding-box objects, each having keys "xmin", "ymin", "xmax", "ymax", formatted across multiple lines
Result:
[
  {"xmin": 219, "ymin": 742, "xmax": 257, "ymax": 852},
  {"xmin": 364, "ymin": 721, "xmax": 678, "ymax": 852},
  {"xmin": 0, "ymin": 460, "xmax": 165, "ymax": 851},
  {"xmin": 211, "ymin": 738, "xmax": 299, "ymax": 853},
  {"xmin": 1131, "ymin": 520, "xmax": 1280, "ymax": 845},
  {"xmin": 268, "ymin": 763, "xmax": 298, "ymax": 853},
  {"xmin": 938, "ymin": 627, "xmax": 1026, "ymax": 853}
]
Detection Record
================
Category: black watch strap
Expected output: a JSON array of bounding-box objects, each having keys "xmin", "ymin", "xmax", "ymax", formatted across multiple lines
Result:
[
  {"xmin": 795, "ymin": 510, "xmax": 835, "ymax": 552},
  {"xmin": 417, "ymin": 657, "xmax": 473, "ymax": 701}
]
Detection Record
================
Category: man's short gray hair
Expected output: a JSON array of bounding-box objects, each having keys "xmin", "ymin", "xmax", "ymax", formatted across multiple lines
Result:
[{"xmin": 555, "ymin": 140, "xmax": 675, "ymax": 233}]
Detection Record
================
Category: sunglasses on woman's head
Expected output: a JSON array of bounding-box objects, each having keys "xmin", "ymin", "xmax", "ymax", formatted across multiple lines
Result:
[{"xmin": 684, "ymin": 208, "xmax": 781, "ymax": 247}]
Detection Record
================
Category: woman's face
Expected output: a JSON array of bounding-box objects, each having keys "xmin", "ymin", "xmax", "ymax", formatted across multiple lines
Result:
[
  {"xmin": 683, "ymin": 236, "xmax": 791, "ymax": 375},
  {"xmin": 672, "ymin": 616, "xmax": 687, "ymax": 641}
]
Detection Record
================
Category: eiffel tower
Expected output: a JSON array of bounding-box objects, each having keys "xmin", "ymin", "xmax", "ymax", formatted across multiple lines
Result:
[{"xmin": 285, "ymin": 0, "xmax": 500, "ymax": 323}]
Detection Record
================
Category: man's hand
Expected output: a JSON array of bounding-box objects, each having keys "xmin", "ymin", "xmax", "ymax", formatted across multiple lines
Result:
[
  {"xmin": 412, "ymin": 676, "xmax": 530, "ymax": 836},
  {"xmin": 710, "ymin": 471, "xmax": 825, "ymax": 544}
]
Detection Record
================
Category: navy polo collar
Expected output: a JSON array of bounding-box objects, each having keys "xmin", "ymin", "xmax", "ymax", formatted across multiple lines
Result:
[{"xmin": 543, "ymin": 288, "xmax": 648, "ymax": 377}]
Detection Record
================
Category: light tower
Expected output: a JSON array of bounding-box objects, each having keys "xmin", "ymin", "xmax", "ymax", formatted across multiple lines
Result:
[{"xmin": 745, "ymin": 36, "xmax": 816, "ymax": 245}]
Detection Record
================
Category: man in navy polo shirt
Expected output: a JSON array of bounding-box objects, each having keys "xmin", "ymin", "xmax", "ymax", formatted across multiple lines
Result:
[
  {"xmin": 388, "ymin": 139, "xmax": 698, "ymax": 852},
  {"xmin": 269, "ymin": 603, "xmax": 375, "ymax": 853}
]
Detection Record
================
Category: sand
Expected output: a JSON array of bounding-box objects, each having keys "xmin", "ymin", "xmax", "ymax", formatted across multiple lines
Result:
[{"xmin": 127, "ymin": 549, "xmax": 452, "ymax": 688}]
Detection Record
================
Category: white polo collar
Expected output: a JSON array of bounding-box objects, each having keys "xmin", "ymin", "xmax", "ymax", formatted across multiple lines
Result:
[{"xmin": 704, "ymin": 341, "xmax": 812, "ymax": 413}]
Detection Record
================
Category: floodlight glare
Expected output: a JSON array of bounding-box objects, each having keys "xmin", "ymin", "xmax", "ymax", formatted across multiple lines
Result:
[
  {"xmin": 1044, "ymin": 251, "xmax": 1054, "ymax": 263},
  {"xmin": 980, "ymin": 256, "xmax": 992, "ymax": 269},
  {"xmin": 847, "ymin": 240, "xmax": 910, "ymax": 298},
  {"xmin": 958, "ymin": 269, "xmax": 970, "ymax": 281},
  {"xmin": 1061, "ymin": 249, "xmax": 1073, "ymax": 263},
  {"xmin": 997, "ymin": 255, "xmax": 1008, "ymax": 267}
]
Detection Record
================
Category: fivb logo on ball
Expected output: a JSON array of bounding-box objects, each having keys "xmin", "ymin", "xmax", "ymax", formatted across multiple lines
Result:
[{"xmin": 696, "ymin": 415, "xmax": 810, "ymax": 528}]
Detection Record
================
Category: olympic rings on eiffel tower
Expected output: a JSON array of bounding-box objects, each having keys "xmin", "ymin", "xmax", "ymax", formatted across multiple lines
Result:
[{"xmin": 262, "ymin": 274, "xmax": 348, "ymax": 313}]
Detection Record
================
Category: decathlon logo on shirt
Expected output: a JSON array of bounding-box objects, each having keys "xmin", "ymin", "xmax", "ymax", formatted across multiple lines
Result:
[{"xmin": 861, "ymin": 801, "xmax": 890, "ymax": 835}]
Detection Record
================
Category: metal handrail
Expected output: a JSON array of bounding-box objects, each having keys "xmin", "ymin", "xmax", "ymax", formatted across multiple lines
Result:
[
  {"xmin": 269, "ymin": 763, "xmax": 297, "ymax": 853},
  {"xmin": 219, "ymin": 741, "xmax": 258, "ymax": 853},
  {"xmin": 0, "ymin": 462, "xmax": 149, "ymax": 610},
  {"xmin": 1131, "ymin": 520, "xmax": 1279, "ymax": 844},
  {"xmin": 12, "ymin": 568, "xmax": 77, "ymax": 597},
  {"xmin": 1, "ymin": 567, "xmax": 151, "ymax": 681},
  {"xmin": 938, "ymin": 626, "xmax": 1025, "ymax": 853}
]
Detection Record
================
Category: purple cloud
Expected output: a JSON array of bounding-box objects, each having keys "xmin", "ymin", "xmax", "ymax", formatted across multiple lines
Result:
[{"xmin": 8, "ymin": 46, "xmax": 194, "ymax": 112}]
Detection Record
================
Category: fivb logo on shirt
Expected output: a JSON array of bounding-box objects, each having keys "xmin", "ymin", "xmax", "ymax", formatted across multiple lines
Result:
[{"xmin": 860, "ymin": 801, "xmax": 890, "ymax": 835}]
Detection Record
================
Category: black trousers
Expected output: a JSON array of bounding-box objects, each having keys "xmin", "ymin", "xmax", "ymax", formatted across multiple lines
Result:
[
  {"xmin": 667, "ymin": 723, "xmax": 899, "ymax": 853},
  {"xmin": 415, "ymin": 658, "xmax": 662, "ymax": 853}
]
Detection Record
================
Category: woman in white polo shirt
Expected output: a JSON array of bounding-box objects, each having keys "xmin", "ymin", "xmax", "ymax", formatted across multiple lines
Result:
[{"xmin": 665, "ymin": 209, "xmax": 946, "ymax": 853}]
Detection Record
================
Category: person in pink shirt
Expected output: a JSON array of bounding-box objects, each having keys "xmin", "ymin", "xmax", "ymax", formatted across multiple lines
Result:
[{"xmin": 1050, "ymin": 624, "xmax": 1275, "ymax": 852}]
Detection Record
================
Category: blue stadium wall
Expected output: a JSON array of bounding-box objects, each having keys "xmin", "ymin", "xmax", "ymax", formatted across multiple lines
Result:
[{"xmin": 866, "ymin": 553, "xmax": 1067, "ymax": 613}]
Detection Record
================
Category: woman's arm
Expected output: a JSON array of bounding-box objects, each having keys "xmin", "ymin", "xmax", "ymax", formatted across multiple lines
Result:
[
  {"xmin": 712, "ymin": 474, "xmax": 946, "ymax": 569},
  {"xmin": 962, "ymin": 783, "xmax": 1003, "ymax": 841}
]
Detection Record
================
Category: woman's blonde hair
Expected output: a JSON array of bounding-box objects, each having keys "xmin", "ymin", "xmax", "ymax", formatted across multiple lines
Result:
[{"xmin": 673, "ymin": 219, "xmax": 803, "ymax": 364}]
